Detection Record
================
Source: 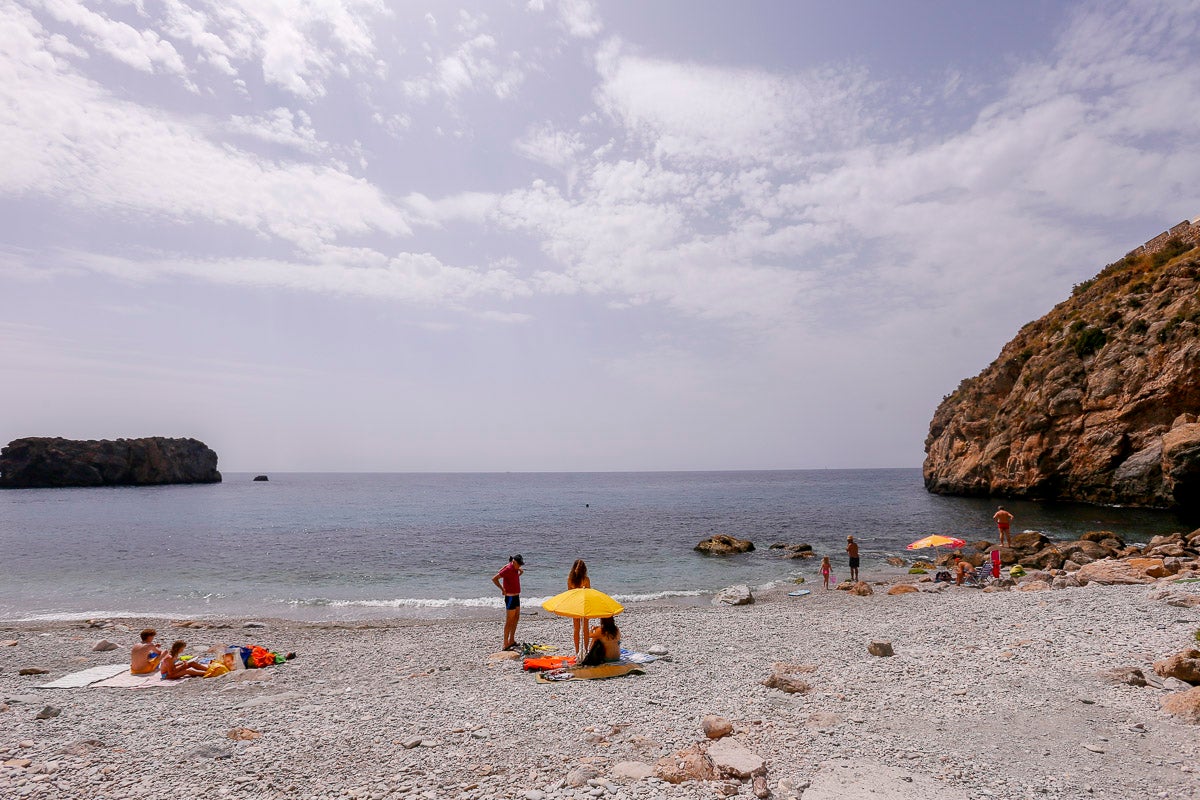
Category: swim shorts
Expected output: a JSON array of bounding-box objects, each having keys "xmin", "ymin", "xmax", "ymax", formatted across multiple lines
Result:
[
  {"xmin": 997, "ymin": 523, "xmax": 1010, "ymax": 531},
  {"xmin": 848, "ymin": 557, "xmax": 860, "ymax": 569},
  {"xmin": 504, "ymin": 595, "xmax": 521, "ymax": 610}
]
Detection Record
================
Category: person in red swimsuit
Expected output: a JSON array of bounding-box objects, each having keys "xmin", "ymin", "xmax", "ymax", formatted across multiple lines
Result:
[
  {"xmin": 492, "ymin": 554, "xmax": 525, "ymax": 651},
  {"xmin": 993, "ymin": 506, "xmax": 1014, "ymax": 547}
]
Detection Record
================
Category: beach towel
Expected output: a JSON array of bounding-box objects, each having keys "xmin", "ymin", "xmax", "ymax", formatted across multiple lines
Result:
[
  {"xmin": 36, "ymin": 664, "xmax": 129, "ymax": 689},
  {"xmin": 535, "ymin": 663, "xmax": 644, "ymax": 683},
  {"xmin": 522, "ymin": 655, "xmax": 575, "ymax": 671},
  {"xmin": 618, "ymin": 648, "xmax": 657, "ymax": 664},
  {"xmin": 91, "ymin": 671, "xmax": 181, "ymax": 689}
]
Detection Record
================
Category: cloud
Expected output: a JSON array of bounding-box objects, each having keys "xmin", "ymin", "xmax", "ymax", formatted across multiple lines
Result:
[
  {"xmin": 0, "ymin": 6, "xmax": 409, "ymax": 247},
  {"xmin": 225, "ymin": 107, "xmax": 324, "ymax": 154},
  {"xmin": 402, "ymin": 30, "xmax": 526, "ymax": 101},
  {"xmin": 594, "ymin": 38, "xmax": 877, "ymax": 166},
  {"xmin": 28, "ymin": 245, "xmax": 532, "ymax": 307},
  {"xmin": 32, "ymin": 0, "xmax": 189, "ymax": 78}
]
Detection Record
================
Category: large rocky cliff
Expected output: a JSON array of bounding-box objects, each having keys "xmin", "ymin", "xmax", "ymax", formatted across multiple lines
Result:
[
  {"xmin": 924, "ymin": 219, "xmax": 1200, "ymax": 511},
  {"xmin": 0, "ymin": 437, "xmax": 221, "ymax": 488}
]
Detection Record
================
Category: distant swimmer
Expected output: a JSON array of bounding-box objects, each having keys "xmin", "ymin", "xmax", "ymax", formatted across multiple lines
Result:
[{"xmin": 993, "ymin": 506, "xmax": 1014, "ymax": 547}]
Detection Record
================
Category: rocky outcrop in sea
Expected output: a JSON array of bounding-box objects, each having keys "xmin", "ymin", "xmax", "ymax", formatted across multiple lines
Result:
[
  {"xmin": 924, "ymin": 218, "xmax": 1200, "ymax": 510},
  {"xmin": 0, "ymin": 437, "xmax": 221, "ymax": 488}
]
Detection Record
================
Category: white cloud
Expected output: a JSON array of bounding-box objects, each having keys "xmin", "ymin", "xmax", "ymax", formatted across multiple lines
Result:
[
  {"xmin": 556, "ymin": 0, "xmax": 602, "ymax": 39},
  {"xmin": 594, "ymin": 39, "xmax": 876, "ymax": 166},
  {"xmin": 32, "ymin": 0, "xmax": 188, "ymax": 78},
  {"xmin": 38, "ymin": 245, "xmax": 532, "ymax": 307},
  {"xmin": 0, "ymin": 7, "xmax": 409, "ymax": 247},
  {"xmin": 226, "ymin": 107, "xmax": 323, "ymax": 154},
  {"xmin": 402, "ymin": 31, "xmax": 526, "ymax": 101}
]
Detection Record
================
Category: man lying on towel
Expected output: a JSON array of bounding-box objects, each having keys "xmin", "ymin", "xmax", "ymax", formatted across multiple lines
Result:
[{"xmin": 130, "ymin": 628, "xmax": 164, "ymax": 675}]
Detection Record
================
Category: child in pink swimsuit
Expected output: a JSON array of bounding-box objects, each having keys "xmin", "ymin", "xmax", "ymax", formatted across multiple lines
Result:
[{"xmin": 820, "ymin": 556, "xmax": 832, "ymax": 589}]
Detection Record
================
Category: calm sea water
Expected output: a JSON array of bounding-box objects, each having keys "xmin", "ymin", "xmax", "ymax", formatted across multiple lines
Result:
[{"xmin": 0, "ymin": 470, "xmax": 1188, "ymax": 621}]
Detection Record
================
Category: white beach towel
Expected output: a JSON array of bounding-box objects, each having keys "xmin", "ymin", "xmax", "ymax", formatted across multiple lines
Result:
[
  {"xmin": 92, "ymin": 670, "xmax": 182, "ymax": 689},
  {"xmin": 37, "ymin": 664, "xmax": 130, "ymax": 689}
]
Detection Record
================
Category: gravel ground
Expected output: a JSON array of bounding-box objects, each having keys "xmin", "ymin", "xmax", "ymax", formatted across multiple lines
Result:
[{"xmin": 1, "ymin": 578, "xmax": 1198, "ymax": 800}]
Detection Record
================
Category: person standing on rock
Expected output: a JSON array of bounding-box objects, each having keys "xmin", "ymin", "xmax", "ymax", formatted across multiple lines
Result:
[
  {"xmin": 492, "ymin": 554, "xmax": 525, "ymax": 651},
  {"xmin": 846, "ymin": 536, "xmax": 860, "ymax": 582},
  {"xmin": 993, "ymin": 506, "xmax": 1014, "ymax": 547}
]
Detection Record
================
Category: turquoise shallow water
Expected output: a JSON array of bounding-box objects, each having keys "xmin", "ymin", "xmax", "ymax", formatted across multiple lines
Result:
[{"xmin": 0, "ymin": 469, "xmax": 1187, "ymax": 621}]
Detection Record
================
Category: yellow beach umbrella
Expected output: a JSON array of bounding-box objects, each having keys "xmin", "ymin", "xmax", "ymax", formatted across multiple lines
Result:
[
  {"xmin": 541, "ymin": 587, "xmax": 624, "ymax": 619},
  {"xmin": 906, "ymin": 535, "xmax": 966, "ymax": 551}
]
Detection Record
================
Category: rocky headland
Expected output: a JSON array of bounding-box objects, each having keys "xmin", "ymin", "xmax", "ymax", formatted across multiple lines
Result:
[
  {"xmin": 924, "ymin": 217, "xmax": 1200, "ymax": 510},
  {"xmin": 0, "ymin": 437, "xmax": 221, "ymax": 488}
]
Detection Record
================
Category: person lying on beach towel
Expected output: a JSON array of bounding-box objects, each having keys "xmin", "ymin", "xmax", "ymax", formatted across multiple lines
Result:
[
  {"xmin": 130, "ymin": 628, "xmax": 165, "ymax": 675},
  {"xmin": 160, "ymin": 640, "xmax": 208, "ymax": 680}
]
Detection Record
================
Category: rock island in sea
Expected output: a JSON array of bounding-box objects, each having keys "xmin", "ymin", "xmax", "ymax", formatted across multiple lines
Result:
[{"xmin": 0, "ymin": 436, "xmax": 221, "ymax": 488}]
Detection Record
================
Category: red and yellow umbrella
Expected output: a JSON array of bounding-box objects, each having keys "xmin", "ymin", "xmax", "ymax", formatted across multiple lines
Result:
[{"xmin": 906, "ymin": 535, "xmax": 966, "ymax": 551}]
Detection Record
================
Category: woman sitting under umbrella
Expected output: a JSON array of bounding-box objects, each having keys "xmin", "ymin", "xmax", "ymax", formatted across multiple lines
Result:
[{"xmin": 580, "ymin": 617, "xmax": 621, "ymax": 666}]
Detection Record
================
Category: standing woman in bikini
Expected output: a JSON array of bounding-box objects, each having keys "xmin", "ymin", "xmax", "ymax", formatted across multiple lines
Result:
[{"xmin": 568, "ymin": 559, "xmax": 591, "ymax": 658}]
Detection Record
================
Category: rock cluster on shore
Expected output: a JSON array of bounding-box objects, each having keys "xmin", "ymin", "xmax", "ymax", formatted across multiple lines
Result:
[
  {"xmin": 924, "ymin": 220, "xmax": 1200, "ymax": 510},
  {"xmin": 0, "ymin": 437, "xmax": 220, "ymax": 488}
]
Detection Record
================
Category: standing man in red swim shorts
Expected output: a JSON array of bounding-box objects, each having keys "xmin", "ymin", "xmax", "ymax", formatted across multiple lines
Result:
[
  {"xmin": 492, "ymin": 554, "xmax": 525, "ymax": 651},
  {"xmin": 993, "ymin": 506, "xmax": 1014, "ymax": 547}
]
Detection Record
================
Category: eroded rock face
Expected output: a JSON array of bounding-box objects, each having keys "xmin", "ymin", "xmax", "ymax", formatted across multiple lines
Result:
[
  {"xmin": 924, "ymin": 224, "xmax": 1200, "ymax": 510},
  {"xmin": 0, "ymin": 437, "xmax": 221, "ymax": 488}
]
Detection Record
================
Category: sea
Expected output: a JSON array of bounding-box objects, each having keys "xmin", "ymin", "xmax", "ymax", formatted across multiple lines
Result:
[{"xmin": 0, "ymin": 469, "xmax": 1189, "ymax": 622}]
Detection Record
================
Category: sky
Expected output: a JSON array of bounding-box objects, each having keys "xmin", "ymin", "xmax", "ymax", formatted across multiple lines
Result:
[{"xmin": 1, "ymin": 0, "xmax": 1199, "ymax": 473}]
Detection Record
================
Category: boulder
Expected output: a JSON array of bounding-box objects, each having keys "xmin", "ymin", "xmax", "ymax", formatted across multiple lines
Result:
[
  {"xmin": 1101, "ymin": 666, "xmax": 1148, "ymax": 687},
  {"xmin": 655, "ymin": 744, "xmax": 715, "ymax": 784},
  {"xmin": 252, "ymin": 475, "xmax": 269, "ymax": 482},
  {"xmin": 885, "ymin": 556, "xmax": 906, "ymax": 567},
  {"xmin": 887, "ymin": 584, "xmax": 919, "ymax": 595},
  {"xmin": 1027, "ymin": 546, "xmax": 1066, "ymax": 570},
  {"xmin": 867, "ymin": 641, "xmax": 894, "ymax": 657},
  {"xmin": 1081, "ymin": 530, "xmax": 1118, "ymax": 544},
  {"xmin": 1060, "ymin": 540, "xmax": 1109, "ymax": 561},
  {"xmin": 695, "ymin": 535, "xmax": 755, "ymax": 555},
  {"xmin": 1076, "ymin": 559, "xmax": 1153, "ymax": 585},
  {"xmin": 1154, "ymin": 649, "xmax": 1200, "ymax": 685},
  {"xmin": 1161, "ymin": 687, "xmax": 1200, "ymax": 724},
  {"xmin": 988, "ymin": 546, "xmax": 1018, "ymax": 565},
  {"xmin": 611, "ymin": 761, "xmax": 655, "ymax": 781},
  {"xmin": 92, "ymin": 639, "xmax": 118, "ymax": 652},
  {"xmin": 849, "ymin": 581, "xmax": 874, "ymax": 596},
  {"xmin": 1127, "ymin": 557, "xmax": 1171, "ymax": 578},
  {"xmin": 707, "ymin": 739, "xmax": 766, "ymax": 779},
  {"xmin": 1062, "ymin": 560, "xmax": 1082, "ymax": 572},
  {"xmin": 768, "ymin": 542, "xmax": 812, "ymax": 552},
  {"xmin": 761, "ymin": 664, "xmax": 812, "ymax": 695},
  {"xmin": 1011, "ymin": 531, "xmax": 1050, "ymax": 552},
  {"xmin": 1017, "ymin": 580, "xmax": 1050, "ymax": 592},
  {"xmin": 565, "ymin": 764, "xmax": 601, "ymax": 788},
  {"xmin": 702, "ymin": 716, "xmax": 734, "ymax": 739},
  {"xmin": 0, "ymin": 437, "xmax": 221, "ymax": 488},
  {"xmin": 712, "ymin": 585, "xmax": 754, "ymax": 606}
]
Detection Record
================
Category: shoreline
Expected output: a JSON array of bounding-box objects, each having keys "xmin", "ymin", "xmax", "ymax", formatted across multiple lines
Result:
[{"xmin": 2, "ymin": 567, "xmax": 1199, "ymax": 799}]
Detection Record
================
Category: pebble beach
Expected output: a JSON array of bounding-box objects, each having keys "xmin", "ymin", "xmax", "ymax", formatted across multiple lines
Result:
[{"xmin": 2, "ymin": 575, "xmax": 1199, "ymax": 800}]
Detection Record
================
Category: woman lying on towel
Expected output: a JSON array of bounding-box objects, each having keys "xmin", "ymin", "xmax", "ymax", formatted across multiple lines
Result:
[
  {"xmin": 580, "ymin": 617, "xmax": 621, "ymax": 667},
  {"xmin": 160, "ymin": 640, "xmax": 209, "ymax": 680}
]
